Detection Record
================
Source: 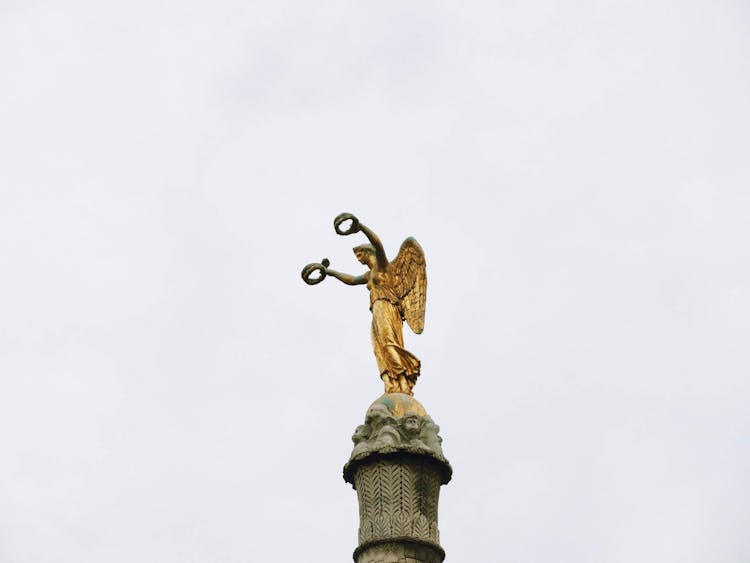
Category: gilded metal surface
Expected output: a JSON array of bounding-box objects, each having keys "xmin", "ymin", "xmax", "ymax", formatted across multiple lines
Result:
[
  {"xmin": 302, "ymin": 213, "xmax": 427, "ymax": 395},
  {"xmin": 373, "ymin": 394, "xmax": 427, "ymax": 418}
]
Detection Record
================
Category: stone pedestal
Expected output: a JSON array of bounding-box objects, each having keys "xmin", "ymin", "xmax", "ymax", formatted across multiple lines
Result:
[{"xmin": 344, "ymin": 394, "xmax": 452, "ymax": 563}]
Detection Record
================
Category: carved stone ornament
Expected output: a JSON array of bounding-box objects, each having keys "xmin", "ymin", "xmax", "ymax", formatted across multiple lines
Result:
[
  {"xmin": 343, "ymin": 394, "xmax": 452, "ymax": 484},
  {"xmin": 344, "ymin": 394, "xmax": 451, "ymax": 563},
  {"xmin": 355, "ymin": 539, "xmax": 445, "ymax": 563}
]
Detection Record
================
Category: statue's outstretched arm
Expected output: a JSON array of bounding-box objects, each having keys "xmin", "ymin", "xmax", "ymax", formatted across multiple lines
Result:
[{"xmin": 327, "ymin": 269, "xmax": 368, "ymax": 286}]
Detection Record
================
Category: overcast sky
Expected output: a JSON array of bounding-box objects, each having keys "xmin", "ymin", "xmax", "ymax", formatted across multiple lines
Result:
[{"xmin": 1, "ymin": 1, "xmax": 749, "ymax": 562}]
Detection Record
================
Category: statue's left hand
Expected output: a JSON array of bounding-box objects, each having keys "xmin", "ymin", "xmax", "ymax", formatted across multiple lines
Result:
[
  {"xmin": 334, "ymin": 213, "xmax": 360, "ymax": 236},
  {"xmin": 301, "ymin": 258, "xmax": 330, "ymax": 285}
]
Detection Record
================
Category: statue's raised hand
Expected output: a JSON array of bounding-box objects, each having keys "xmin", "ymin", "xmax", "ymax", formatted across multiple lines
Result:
[
  {"xmin": 301, "ymin": 258, "xmax": 330, "ymax": 285},
  {"xmin": 334, "ymin": 213, "xmax": 360, "ymax": 236}
]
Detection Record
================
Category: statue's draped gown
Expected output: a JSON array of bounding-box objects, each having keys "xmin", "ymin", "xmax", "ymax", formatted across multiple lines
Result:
[{"xmin": 367, "ymin": 271, "xmax": 420, "ymax": 389}]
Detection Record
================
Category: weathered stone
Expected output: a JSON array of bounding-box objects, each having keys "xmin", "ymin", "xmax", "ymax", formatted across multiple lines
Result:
[
  {"xmin": 346, "ymin": 394, "xmax": 450, "ymax": 563},
  {"xmin": 354, "ymin": 540, "xmax": 444, "ymax": 563},
  {"xmin": 344, "ymin": 394, "xmax": 452, "ymax": 485}
]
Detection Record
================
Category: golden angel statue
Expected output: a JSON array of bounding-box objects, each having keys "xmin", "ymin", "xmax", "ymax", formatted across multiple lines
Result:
[{"xmin": 302, "ymin": 213, "xmax": 426, "ymax": 396}]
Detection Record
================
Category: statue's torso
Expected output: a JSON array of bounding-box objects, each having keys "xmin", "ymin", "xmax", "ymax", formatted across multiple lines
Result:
[{"xmin": 367, "ymin": 267, "xmax": 401, "ymax": 309}]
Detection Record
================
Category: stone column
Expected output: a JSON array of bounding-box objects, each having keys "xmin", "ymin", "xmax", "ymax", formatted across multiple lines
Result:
[{"xmin": 344, "ymin": 394, "xmax": 452, "ymax": 563}]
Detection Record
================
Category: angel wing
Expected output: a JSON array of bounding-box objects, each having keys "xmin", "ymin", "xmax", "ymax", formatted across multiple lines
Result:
[{"xmin": 390, "ymin": 237, "xmax": 427, "ymax": 334}]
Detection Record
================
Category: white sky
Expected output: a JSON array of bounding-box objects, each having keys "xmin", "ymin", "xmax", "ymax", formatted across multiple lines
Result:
[{"xmin": 1, "ymin": 1, "xmax": 749, "ymax": 562}]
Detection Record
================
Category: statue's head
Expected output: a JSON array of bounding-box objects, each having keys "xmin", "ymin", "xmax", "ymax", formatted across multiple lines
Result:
[
  {"xmin": 353, "ymin": 244, "xmax": 376, "ymax": 268},
  {"xmin": 365, "ymin": 403, "xmax": 393, "ymax": 430},
  {"xmin": 402, "ymin": 413, "xmax": 422, "ymax": 437}
]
